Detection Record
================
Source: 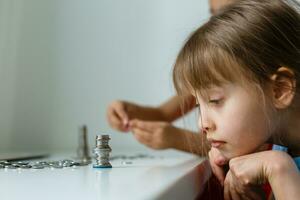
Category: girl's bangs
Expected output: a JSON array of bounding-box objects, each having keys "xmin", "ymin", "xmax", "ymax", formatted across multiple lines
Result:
[{"xmin": 174, "ymin": 42, "xmax": 245, "ymax": 97}]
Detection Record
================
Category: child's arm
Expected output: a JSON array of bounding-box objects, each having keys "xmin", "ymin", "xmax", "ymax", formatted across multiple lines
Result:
[
  {"xmin": 157, "ymin": 95, "xmax": 196, "ymax": 122},
  {"xmin": 106, "ymin": 95, "xmax": 195, "ymax": 132},
  {"xmin": 129, "ymin": 119, "xmax": 210, "ymax": 156},
  {"xmin": 268, "ymin": 153, "xmax": 300, "ymax": 200}
]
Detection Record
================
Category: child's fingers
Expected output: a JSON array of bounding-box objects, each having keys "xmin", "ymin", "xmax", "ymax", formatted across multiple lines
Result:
[
  {"xmin": 132, "ymin": 129, "xmax": 157, "ymax": 149},
  {"xmin": 227, "ymin": 173, "xmax": 243, "ymax": 200},
  {"xmin": 106, "ymin": 109, "xmax": 126, "ymax": 131},
  {"xmin": 212, "ymin": 162, "xmax": 226, "ymax": 186},
  {"xmin": 224, "ymin": 174, "xmax": 234, "ymax": 200},
  {"xmin": 108, "ymin": 109, "xmax": 128, "ymax": 131},
  {"xmin": 129, "ymin": 119, "xmax": 158, "ymax": 131},
  {"xmin": 132, "ymin": 128, "xmax": 152, "ymax": 144},
  {"xmin": 208, "ymin": 148, "xmax": 226, "ymax": 185},
  {"xmin": 113, "ymin": 104, "xmax": 129, "ymax": 126},
  {"xmin": 109, "ymin": 114, "xmax": 123, "ymax": 129},
  {"xmin": 229, "ymin": 187, "xmax": 242, "ymax": 200},
  {"xmin": 224, "ymin": 182, "xmax": 231, "ymax": 200}
]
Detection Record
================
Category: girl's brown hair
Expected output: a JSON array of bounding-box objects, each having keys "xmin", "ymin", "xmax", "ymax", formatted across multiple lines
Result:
[{"xmin": 173, "ymin": 0, "xmax": 300, "ymax": 100}]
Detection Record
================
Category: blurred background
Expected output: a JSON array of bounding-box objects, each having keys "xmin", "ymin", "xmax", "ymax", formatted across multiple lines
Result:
[{"xmin": 0, "ymin": 0, "xmax": 210, "ymax": 153}]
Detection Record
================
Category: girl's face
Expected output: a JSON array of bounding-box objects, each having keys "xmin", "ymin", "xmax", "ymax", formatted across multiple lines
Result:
[{"xmin": 197, "ymin": 84, "xmax": 272, "ymax": 159}]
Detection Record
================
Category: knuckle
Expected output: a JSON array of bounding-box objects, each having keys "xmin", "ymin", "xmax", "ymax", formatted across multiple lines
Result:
[
  {"xmin": 224, "ymin": 178, "xmax": 230, "ymax": 186},
  {"xmin": 242, "ymin": 178, "xmax": 251, "ymax": 186},
  {"xmin": 229, "ymin": 160, "xmax": 237, "ymax": 172}
]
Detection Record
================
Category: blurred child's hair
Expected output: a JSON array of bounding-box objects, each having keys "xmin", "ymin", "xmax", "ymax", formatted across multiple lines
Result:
[{"xmin": 173, "ymin": 0, "xmax": 300, "ymax": 101}]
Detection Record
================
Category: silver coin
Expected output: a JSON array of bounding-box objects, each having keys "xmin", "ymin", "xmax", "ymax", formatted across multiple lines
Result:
[
  {"xmin": 3, "ymin": 161, "xmax": 11, "ymax": 166},
  {"xmin": 5, "ymin": 165, "xmax": 17, "ymax": 169},
  {"xmin": 32, "ymin": 165, "xmax": 44, "ymax": 169},
  {"xmin": 19, "ymin": 165, "xmax": 32, "ymax": 169},
  {"xmin": 121, "ymin": 161, "xmax": 133, "ymax": 165},
  {"xmin": 35, "ymin": 161, "xmax": 48, "ymax": 166},
  {"xmin": 12, "ymin": 163, "xmax": 21, "ymax": 168},
  {"xmin": 17, "ymin": 161, "xmax": 29, "ymax": 165},
  {"xmin": 51, "ymin": 164, "xmax": 63, "ymax": 169},
  {"xmin": 62, "ymin": 159, "xmax": 73, "ymax": 163},
  {"xmin": 62, "ymin": 163, "xmax": 72, "ymax": 167},
  {"xmin": 73, "ymin": 162, "xmax": 84, "ymax": 166}
]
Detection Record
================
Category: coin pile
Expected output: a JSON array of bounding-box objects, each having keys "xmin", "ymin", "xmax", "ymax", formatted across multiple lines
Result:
[
  {"xmin": 0, "ymin": 159, "xmax": 90, "ymax": 170},
  {"xmin": 93, "ymin": 135, "xmax": 112, "ymax": 168}
]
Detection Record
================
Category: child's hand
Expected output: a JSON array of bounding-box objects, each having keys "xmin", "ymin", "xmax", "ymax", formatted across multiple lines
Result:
[
  {"xmin": 208, "ymin": 147, "xmax": 227, "ymax": 185},
  {"xmin": 224, "ymin": 170, "xmax": 266, "ymax": 200},
  {"xmin": 106, "ymin": 101, "xmax": 145, "ymax": 132},
  {"xmin": 223, "ymin": 151, "xmax": 293, "ymax": 200},
  {"xmin": 129, "ymin": 119, "xmax": 180, "ymax": 149}
]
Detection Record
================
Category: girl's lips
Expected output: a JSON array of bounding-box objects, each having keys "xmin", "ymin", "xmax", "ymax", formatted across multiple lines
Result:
[{"xmin": 210, "ymin": 140, "xmax": 226, "ymax": 148}]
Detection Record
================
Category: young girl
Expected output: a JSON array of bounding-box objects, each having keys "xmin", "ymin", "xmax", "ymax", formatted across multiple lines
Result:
[{"xmin": 173, "ymin": 0, "xmax": 300, "ymax": 199}]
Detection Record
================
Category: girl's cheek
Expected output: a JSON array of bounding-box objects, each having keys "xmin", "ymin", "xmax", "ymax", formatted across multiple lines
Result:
[{"xmin": 221, "ymin": 119, "xmax": 245, "ymax": 145}]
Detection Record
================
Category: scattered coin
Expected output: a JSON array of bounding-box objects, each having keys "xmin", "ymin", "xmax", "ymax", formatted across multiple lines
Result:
[
  {"xmin": 31, "ymin": 165, "xmax": 44, "ymax": 169},
  {"xmin": 5, "ymin": 165, "xmax": 17, "ymax": 169},
  {"xmin": 121, "ymin": 161, "xmax": 133, "ymax": 165},
  {"xmin": 0, "ymin": 159, "xmax": 92, "ymax": 170}
]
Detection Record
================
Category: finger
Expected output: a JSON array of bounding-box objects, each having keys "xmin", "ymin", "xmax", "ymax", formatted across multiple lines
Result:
[
  {"xmin": 224, "ymin": 177, "xmax": 232, "ymax": 200},
  {"xmin": 211, "ymin": 163, "xmax": 226, "ymax": 185},
  {"xmin": 243, "ymin": 187, "xmax": 266, "ymax": 200},
  {"xmin": 132, "ymin": 128, "xmax": 152, "ymax": 143},
  {"xmin": 214, "ymin": 153, "xmax": 227, "ymax": 165},
  {"xmin": 229, "ymin": 173, "xmax": 243, "ymax": 200},
  {"xmin": 109, "ymin": 114, "xmax": 124, "ymax": 130},
  {"xmin": 107, "ymin": 104, "xmax": 128, "ymax": 129},
  {"xmin": 211, "ymin": 147, "xmax": 228, "ymax": 165},
  {"xmin": 209, "ymin": 148, "xmax": 226, "ymax": 185},
  {"xmin": 113, "ymin": 104, "xmax": 129, "ymax": 126},
  {"xmin": 129, "ymin": 119, "xmax": 159, "ymax": 131},
  {"xmin": 242, "ymin": 191, "xmax": 260, "ymax": 200},
  {"xmin": 229, "ymin": 172, "xmax": 259, "ymax": 200},
  {"xmin": 107, "ymin": 108, "xmax": 128, "ymax": 131},
  {"xmin": 230, "ymin": 187, "xmax": 242, "ymax": 200},
  {"xmin": 133, "ymin": 134, "xmax": 149, "ymax": 146}
]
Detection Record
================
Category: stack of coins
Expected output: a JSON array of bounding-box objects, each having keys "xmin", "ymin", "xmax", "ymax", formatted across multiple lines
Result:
[{"xmin": 93, "ymin": 135, "xmax": 112, "ymax": 168}]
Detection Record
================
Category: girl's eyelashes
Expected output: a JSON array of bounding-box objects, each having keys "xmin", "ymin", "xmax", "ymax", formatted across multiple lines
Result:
[{"xmin": 208, "ymin": 98, "xmax": 223, "ymax": 105}]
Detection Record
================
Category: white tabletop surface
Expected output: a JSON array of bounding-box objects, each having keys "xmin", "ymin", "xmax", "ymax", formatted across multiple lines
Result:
[{"xmin": 0, "ymin": 150, "xmax": 207, "ymax": 200}]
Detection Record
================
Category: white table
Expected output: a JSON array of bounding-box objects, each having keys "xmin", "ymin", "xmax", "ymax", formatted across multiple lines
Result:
[{"xmin": 0, "ymin": 150, "xmax": 210, "ymax": 200}]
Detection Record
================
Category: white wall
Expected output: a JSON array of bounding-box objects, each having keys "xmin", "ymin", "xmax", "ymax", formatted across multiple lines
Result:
[
  {"xmin": 2, "ymin": 0, "xmax": 209, "ymax": 153},
  {"xmin": 0, "ymin": 0, "xmax": 23, "ymax": 151}
]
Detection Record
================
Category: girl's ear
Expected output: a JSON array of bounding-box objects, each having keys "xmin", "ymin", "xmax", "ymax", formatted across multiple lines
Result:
[{"xmin": 270, "ymin": 67, "xmax": 296, "ymax": 109}]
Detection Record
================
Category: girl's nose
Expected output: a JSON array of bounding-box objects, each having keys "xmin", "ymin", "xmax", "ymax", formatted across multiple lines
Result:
[
  {"xmin": 198, "ymin": 110, "xmax": 216, "ymax": 134},
  {"xmin": 200, "ymin": 120, "xmax": 216, "ymax": 134}
]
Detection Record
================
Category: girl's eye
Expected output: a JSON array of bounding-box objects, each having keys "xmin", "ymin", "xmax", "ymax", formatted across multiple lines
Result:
[
  {"xmin": 195, "ymin": 103, "xmax": 200, "ymax": 108},
  {"xmin": 208, "ymin": 99, "xmax": 222, "ymax": 105}
]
